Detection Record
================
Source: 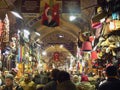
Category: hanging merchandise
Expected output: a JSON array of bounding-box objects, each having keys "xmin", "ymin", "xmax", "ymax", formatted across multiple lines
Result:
[
  {"xmin": 92, "ymin": 6, "xmax": 107, "ymax": 24},
  {"xmin": 83, "ymin": 52, "xmax": 90, "ymax": 60},
  {"xmin": 109, "ymin": 20, "xmax": 120, "ymax": 31},
  {"xmin": 116, "ymin": 50, "xmax": 120, "ymax": 58},
  {"xmin": 89, "ymin": 36, "xmax": 95, "ymax": 46},
  {"xmin": 42, "ymin": 3, "xmax": 59, "ymax": 27},
  {"xmin": 0, "ymin": 20, "xmax": 4, "ymax": 36},
  {"xmin": 112, "ymin": 12, "xmax": 119, "ymax": 20},
  {"xmin": 2, "ymin": 14, "xmax": 9, "ymax": 43},
  {"xmin": 91, "ymin": 51, "xmax": 98, "ymax": 60},
  {"xmin": 19, "ymin": 45, "xmax": 24, "ymax": 62}
]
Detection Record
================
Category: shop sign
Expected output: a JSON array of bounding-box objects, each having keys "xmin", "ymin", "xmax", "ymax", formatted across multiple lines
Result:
[
  {"xmin": 21, "ymin": 0, "xmax": 40, "ymax": 13},
  {"xmin": 27, "ymin": 15, "xmax": 42, "ymax": 27},
  {"xmin": 22, "ymin": 13, "xmax": 39, "ymax": 17}
]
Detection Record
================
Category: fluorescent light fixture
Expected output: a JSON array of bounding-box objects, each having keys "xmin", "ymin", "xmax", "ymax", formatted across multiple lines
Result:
[
  {"xmin": 59, "ymin": 35, "xmax": 64, "ymax": 38},
  {"xmin": 24, "ymin": 29, "xmax": 30, "ymax": 35},
  {"xmin": 24, "ymin": 29, "xmax": 30, "ymax": 39},
  {"xmin": 69, "ymin": 16, "xmax": 76, "ymax": 21},
  {"xmin": 11, "ymin": 11, "xmax": 23, "ymax": 19},
  {"xmin": 35, "ymin": 32, "xmax": 40, "ymax": 36},
  {"xmin": 42, "ymin": 51, "xmax": 47, "ymax": 56},
  {"xmin": 60, "ymin": 45, "xmax": 63, "ymax": 48},
  {"xmin": 100, "ymin": 18, "xmax": 105, "ymax": 23}
]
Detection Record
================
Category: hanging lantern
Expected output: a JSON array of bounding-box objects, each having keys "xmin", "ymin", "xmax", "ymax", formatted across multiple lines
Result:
[
  {"xmin": 82, "ymin": 41, "xmax": 92, "ymax": 51},
  {"xmin": 91, "ymin": 51, "xmax": 98, "ymax": 60}
]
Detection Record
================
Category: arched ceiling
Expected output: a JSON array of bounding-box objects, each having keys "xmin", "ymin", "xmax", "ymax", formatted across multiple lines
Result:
[
  {"xmin": 0, "ymin": 0, "xmax": 97, "ymax": 60},
  {"xmin": 30, "ymin": 0, "xmax": 97, "ymax": 57}
]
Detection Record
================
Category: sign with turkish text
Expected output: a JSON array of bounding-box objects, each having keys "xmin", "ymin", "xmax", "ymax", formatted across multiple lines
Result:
[{"xmin": 21, "ymin": 0, "xmax": 40, "ymax": 13}]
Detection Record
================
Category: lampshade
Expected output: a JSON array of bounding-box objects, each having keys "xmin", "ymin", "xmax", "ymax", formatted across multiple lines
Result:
[
  {"xmin": 82, "ymin": 41, "xmax": 92, "ymax": 51},
  {"xmin": 91, "ymin": 51, "xmax": 98, "ymax": 60}
]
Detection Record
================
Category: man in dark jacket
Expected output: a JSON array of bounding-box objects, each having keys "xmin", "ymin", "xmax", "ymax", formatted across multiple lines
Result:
[
  {"xmin": 43, "ymin": 69, "xmax": 60, "ymax": 90},
  {"xmin": 57, "ymin": 71, "xmax": 77, "ymax": 90},
  {"xmin": 98, "ymin": 66, "xmax": 120, "ymax": 90}
]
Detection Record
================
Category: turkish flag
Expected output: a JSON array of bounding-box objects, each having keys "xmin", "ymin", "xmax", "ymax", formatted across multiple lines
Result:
[
  {"xmin": 53, "ymin": 52, "xmax": 59, "ymax": 61},
  {"xmin": 42, "ymin": 3, "xmax": 50, "ymax": 25},
  {"xmin": 52, "ymin": 3, "xmax": 59, "ymax": 26},
  {"xmin": 42, "ymin": 3, "xmax": 59, "ymax": 27}
]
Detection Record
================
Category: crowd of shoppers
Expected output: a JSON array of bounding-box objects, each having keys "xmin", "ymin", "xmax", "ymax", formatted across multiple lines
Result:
[{"xmin": 0, "ymin": 65, "xmax": 120, "ymax": 90}]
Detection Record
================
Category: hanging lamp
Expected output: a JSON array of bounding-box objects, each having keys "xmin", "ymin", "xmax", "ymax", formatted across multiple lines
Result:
[
  {"xmin": 91, "ymin": 51, "xmax": 98, "ymax": 60},
  {"xmin": 82, "ymin": 41, "xmax": 92, "ymax": 51}
]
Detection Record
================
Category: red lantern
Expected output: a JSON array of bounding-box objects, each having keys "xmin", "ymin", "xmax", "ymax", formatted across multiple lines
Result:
[
  {"xmin": 53, "ymin": 52, "xmax": 59, "ymax": 61},
  {"xmin": 91, "ymin": 51, "xmax": 98, "ymax": 60},
  {"xmin": 82, "ymin": 41, "xmax": 92, "ymax": 51}
]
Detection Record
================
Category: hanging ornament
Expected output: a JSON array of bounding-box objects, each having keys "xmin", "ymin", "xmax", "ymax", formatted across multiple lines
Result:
[
  {"xmin": 91, "ymin": 51, "xmax": 98, "ymax": 60},
  {"xmin": 89, "ymin": 36, "xmax": 95, "ymax": 42},
  {"xmin": 109, "ymin": 20, "xmax": 120, "ymax": 31}
]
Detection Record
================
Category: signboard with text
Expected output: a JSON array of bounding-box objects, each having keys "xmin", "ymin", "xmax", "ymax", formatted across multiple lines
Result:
[{"xmin": 21, "ymin": 0, "xmax": 40, "ymax": 13}]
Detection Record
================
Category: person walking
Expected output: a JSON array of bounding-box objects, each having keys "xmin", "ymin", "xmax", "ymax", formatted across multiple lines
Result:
[
  {"xmin": 43, "ymin": 69, "xmax": 59, "ymax": 90},
  {"xmin": 98, "ymin": 66, "xmax": 120, "ymax": 90},
  {"xmin": 20, "ymin": 73, "xmax": 36, "ymax": 90},
  {"xmin": 57, "ymin": 71, "xmax": 77, "ymax": 90},
  {"xmin": 0, "ymin": 74, "xmax": 23, "ymax": 90}
]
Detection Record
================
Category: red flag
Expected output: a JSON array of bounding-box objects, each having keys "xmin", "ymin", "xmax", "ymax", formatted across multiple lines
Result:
[
  {"xmin": 42, "ymin": 3, "xmax": 59, "ymax": 27},
  {"xmin": 42, "ymin": 3, "xmax": 50, "ymax": 25},
  {"xmin": 52, "ymin": 3, "xmax": 59, "ymax": 26},
  {"xmin": 53, "ymin": 52, "xmax": 59, "ymax": 61}
]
